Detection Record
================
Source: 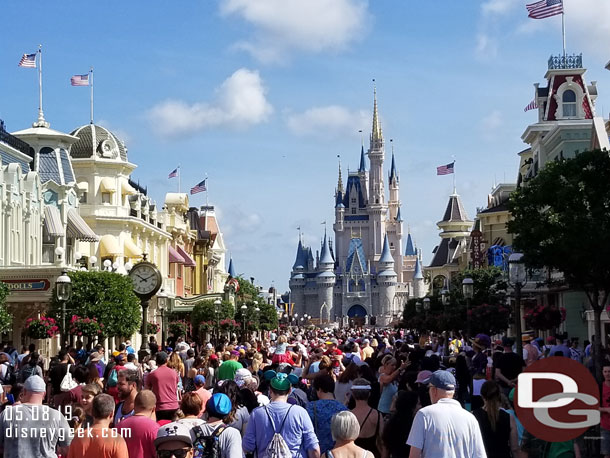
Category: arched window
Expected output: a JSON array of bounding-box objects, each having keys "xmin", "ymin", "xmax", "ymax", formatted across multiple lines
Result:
[{"xmin": 562, "ymin": 90, "xmax": 577, "ymax": 117}]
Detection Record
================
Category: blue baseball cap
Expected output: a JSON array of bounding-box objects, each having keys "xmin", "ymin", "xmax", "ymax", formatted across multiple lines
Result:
[
  {"xmin": 194, "ymin": 374, "xmax": 206, "ymax": 386},
  {"xmin": 206, "ymin": 393, "xmax": 232, "ymax": 418},
  {"xmin": 423, "ymin": 370, "xmax": 456, "ymax": 391}
]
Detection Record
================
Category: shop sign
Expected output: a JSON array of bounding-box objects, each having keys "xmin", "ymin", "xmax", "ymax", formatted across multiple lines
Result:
[{"xmin": 2, "ymin": 279, "xmax": 51, "ymax": 292}]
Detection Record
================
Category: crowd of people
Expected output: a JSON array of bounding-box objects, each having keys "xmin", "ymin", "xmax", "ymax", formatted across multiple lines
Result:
[{"xmin": 0, "ymin": 328, "xmax": 601, "ymax": 457}]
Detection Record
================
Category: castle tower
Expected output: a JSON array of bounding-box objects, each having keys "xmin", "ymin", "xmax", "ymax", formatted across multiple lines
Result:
[
  {"xmin": 316, "ymin": 232, "xmax": 335, "ymax": 322},
  {"xmin": 289, "ymin": 238, "xmax": 306, "ymax": 316},
  {"xmin": 367, "ymin": 87, "xmax": 387, "ymax": 256},
  {"xmin": 377, "ymin": 233, "xmax": 397, "ymax": 324}
]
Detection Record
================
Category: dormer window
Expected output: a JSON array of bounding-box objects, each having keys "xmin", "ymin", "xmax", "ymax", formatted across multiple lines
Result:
[{"xmin": 562, "ymin": 90, "xmax": 577, "ymax": 117}]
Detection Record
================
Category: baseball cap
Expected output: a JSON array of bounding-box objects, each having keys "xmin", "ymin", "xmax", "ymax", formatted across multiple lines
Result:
[
  {"xmin": 209, "ymin": 354, "xmax": 218, "ymax": 360},
  {"xmin": 230, "ymin": 350, "xmax": 240, "ymax": 356},
  {"xmin": 194, "ymin": 375, "xmax": 206, "ymax": 386},
  {"xmin": 415, "ymin": 370, "xmax": 433, "ymax": 384},
  {"xmin": 423, "ymin": 370, "xmax": 456, "ymax": 391},
  {"xmin": 206, "ymin": 393, "xmax": 232, "ymax": 418},
  {"xmin": 206, "ymin": 343, "xmax": 213, "ymax": 350},
  {"xmin": 325, "ymin": 338, "xmax": 338, "ymax": 346},
  {"xmin": 154, "ymin": 421, "xmax": 193, "ymax": 448},
  {"xmin": 24, "ymin": 375, "xmax": 46, "ymax": 393}
]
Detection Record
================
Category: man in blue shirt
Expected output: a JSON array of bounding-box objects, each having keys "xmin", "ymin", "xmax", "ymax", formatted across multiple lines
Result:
[{"xmin": 243, "ymin": 371, "xmax": 320, "ymax": 458}]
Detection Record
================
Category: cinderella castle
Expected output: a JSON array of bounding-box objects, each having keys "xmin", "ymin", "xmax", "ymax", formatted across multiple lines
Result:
[{"xmin": 289, "ymin": 90, "xmax": 426, "ymax": 326}]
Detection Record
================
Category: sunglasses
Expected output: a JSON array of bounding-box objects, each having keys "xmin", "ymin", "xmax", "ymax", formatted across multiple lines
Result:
[{"xmin": 157, "ymin": 449, "xmax": 190, "ymax": 458}]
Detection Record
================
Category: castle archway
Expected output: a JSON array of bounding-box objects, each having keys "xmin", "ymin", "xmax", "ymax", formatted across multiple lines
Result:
[{"xmin": 347, "ymin": 304, "xmax": 367, "ymax": 327}]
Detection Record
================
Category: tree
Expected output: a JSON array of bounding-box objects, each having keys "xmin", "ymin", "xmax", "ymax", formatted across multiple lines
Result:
[
  {"xmin": 508, "ymin": 149, "xmax": 610, "ymax": 381},
  {"xmin": 191, "ymin": 299, "xmax": 234, "ymax": 335},
  {"xmin": 235, "ymin": 276, "xmax": 261, "ymax": 304},
  {"xmin": 0, "ymin": 283, "xmax": 12, "ymax": 334},
  {"xmin": 49, "ymin": 271, "xmax": 141, "ymax": 338},
  {"xmin": 401, "ymin": 267, "xmax": 509, "ymax": 336}
]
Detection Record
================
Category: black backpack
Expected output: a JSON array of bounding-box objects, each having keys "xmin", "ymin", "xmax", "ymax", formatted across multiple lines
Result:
[
  {"xmin": 19, "ymin": 364, "xmax": 37, "ymax": 383},
  {"xmin": 192, "ymin": 424, "xmax": 226, "ymax": 458},
  {"xmin": 1, "ymin": 363, "xmax": 16, "ymax": 385}
]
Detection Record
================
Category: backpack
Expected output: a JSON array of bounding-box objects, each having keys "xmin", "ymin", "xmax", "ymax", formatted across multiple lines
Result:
[
  {"xmin": 107, "ymin": 368, "xmax": 118, "ymax": 387},
  {"xmin": 19, "ymin": 364, "xmax": 37, "ymax": 383},
  {"xmin": 1, "ymin": 363, "xmax": 16, "ymax": 385},
  {"xmin": 192, "ymin": 424, "xmax": 226, "ymax": 458},
  {"xmin": 263, "ymin": 405, "xmax": 293, "ymax": 458}
]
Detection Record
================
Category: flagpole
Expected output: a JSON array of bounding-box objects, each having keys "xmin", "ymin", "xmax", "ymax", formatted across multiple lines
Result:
[
  {"xmin": 205, "ymin": 174, "xmax": 209, "ymax": 207},
  {"xmin": 35, "ymin": 44, "xmax": 48, "ymax": 127},
  {"xmin": 561, "ymin": 8, "xmax": 566, "ymax": 61},
  {"xmin": 452, "ymin": 157, "xmax": 457, "ymax": 194},
  {"xmin": 178, "ymin": 164, "xmax": 181, "ymax": 193},
  {"xmin": 90, "ymin": 67, "xmax": 94, "ymax": 124}
]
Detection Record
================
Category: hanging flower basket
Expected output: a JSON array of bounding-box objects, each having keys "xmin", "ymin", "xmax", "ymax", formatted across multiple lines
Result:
[
  {"xmin": 524, "ymin": 304, "xmax": 566, "ymax": 331},
  {"xmin": 198, "ymin": 320, "xmax": 215, "ymax": 333},
  {"xmin": 220, "ymin": 319, "xmax": 238, "ymax": 331},
  {"xmin": 25, "ymin": 316, "xmax": 59, "ymax": 339},
  {"xmin": 69, "ymin": 315, "xmax": 103, "ymax": 337},
  {"xmin": 147, "ymin": 322, "xmax": 161, "ymax": 334}
]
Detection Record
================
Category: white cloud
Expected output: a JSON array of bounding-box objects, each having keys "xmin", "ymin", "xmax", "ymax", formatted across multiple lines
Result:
[
  {"xmin": 286, "ymin": 105, "xmax": 369, "ymax": 138},
  {"xmin": 481, "ymin": 110, "xmax": 504, "ymax": 139},
  {"xmin": 219, "ymin": 0, "xmax": 369, "ymax": 63},
  {"xmin": 148, "ymin": 68, "xmax": 273, "ymax": 137},
  {"xmin": 565, "ymin": 0, "xmax": 610, "ymax": 59},
  {"xmin": 475, "ymin": 33, "xmax": 498, "ymax": 59},
  {"xmin": 481, "ymin": 0, "xmax": 518, "ymax": 16}
]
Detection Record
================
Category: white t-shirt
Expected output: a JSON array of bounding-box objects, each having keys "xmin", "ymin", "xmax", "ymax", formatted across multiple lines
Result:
[{"xmin": 407, "ymin": 398, "xmax": 486, "ymax": 458}]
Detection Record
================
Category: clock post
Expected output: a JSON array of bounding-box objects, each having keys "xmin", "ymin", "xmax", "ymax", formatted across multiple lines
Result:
[{"xmin": 128, "ymin": 255, "xmax": 162, "ymax": 359}]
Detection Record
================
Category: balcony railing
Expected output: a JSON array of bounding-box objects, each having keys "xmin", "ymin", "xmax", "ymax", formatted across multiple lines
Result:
[{"xmin": 548, "ymin": 54, "xmax": 583, "ymax": 70}]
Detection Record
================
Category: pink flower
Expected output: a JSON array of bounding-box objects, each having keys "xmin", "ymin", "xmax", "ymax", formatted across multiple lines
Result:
[{"xmin": 77, "ymin": 332, "xmax": 82, "ymax": 336}]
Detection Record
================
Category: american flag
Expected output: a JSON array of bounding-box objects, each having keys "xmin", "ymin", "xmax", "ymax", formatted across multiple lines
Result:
[
  {"xmin": 18, "ymin": 53, "xmax": 36, "ymax": 68},
  {"xmin": 70, "ymin": 74, "xmax": 89, "ymax": 86},
  {"xmin": 190, "ymin": 179, "xmax": 207, "ymax": 195},
  {"xmin": 437, "ymin": 162, "xmax": 455, "ymax": 176},
  {"xmin": 524, "ymin": 99, "xmax": 538, "ymax": 112},
  {"xmin": 168, "ymin": 168, "xmax": 178, "ymax": 179},
  {"xmin": 526, "ymin": 0, "xmax": 563, "ymax": 19}
]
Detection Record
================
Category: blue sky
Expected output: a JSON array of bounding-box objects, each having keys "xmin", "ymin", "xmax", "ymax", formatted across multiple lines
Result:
[{"xmin": 2, "ymin": 0, "xmax": 609, "ymax": 293}]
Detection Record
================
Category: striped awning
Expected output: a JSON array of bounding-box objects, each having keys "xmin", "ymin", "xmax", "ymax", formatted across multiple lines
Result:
[
  {"xmin": 169, "ymin": 245, "xmax": 185, "ymax": 264},
  {"xmin": 177, "ymin": 246, "xmax": 196, "ymax": 267},
  {"xmin": 99, "ymin": 234, "xmax": 121, "ymax": 257},
  {"xmin": 99, "ymin": 177, "xmax": 116, "ymax": 193},
  {"xmin": 124, "ymin": 237, "xmax": 143, "ymax": 258},
  {"xmin": 67, "ymin": 208, "xmax": 99, "ymax": 242},
  {"xmin": 43, "ymin": 205, "xmax": 64, "ymax": 237}
]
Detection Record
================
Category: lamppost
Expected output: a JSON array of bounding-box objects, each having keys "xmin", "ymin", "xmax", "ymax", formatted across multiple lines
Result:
[
  {"xmin": 462, "ymin": 277, "xmax": 474, "ymax": 339},
  {"xmin": 509, "ymin": 253, "xmax": 527, "ymax": 358},
  {"xmin": 423, "ymin": 297, "xmax": 431, "ymax": 312},
  {"xmin": 254, "ymin": 303, "xmax": 260, "ymax": 340},
  {"xmin": 55, "ymin": 270, "xmax": 72, "ymax": 349},
  {"xmin": 241, "ymin": 304, "xmax": 248, "ymax": 340},
  {"xmin": 157, "ymin": 289, "xmax": 168, "ymax": 347},
  {"xmin": 293, "ymin": 313, "xmax": 299, "ymax": 327},
  {"xmin": 214, "ymin": 299, "xmax": 221, "ymax": 344},
  {"xmin": 440, "ymin": 288, "xmax": 450, "ymax": 355},
  {"xmin": 416, "ymin": 301, "xmax": 422, "ymax": 313}
]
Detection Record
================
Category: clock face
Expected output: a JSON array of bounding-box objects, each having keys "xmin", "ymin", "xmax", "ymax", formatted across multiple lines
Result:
[{"xmin": 129, "ymin": 263, "xmax": 161, "ymax": 297}]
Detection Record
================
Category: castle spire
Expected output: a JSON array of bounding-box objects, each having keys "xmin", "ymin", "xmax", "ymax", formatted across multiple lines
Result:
[
  {"xmin": 359, "ymin": 145, "xmax": 366, "ymax": 173},
  {"xmin": 337, "ymin": 155, "xmax": 344, "ymax": 194},
  {"xmin": 228, "ymin": 257, "xmax": 236, "ymax": 278},
  {"xmin": 405, "ymin": 232, "xmax": 416, "ymax": 256},
  {"xmin": 372, "ymin": 83, "xmax": 383, "ymax": 146},
  {"xmin": 389, "ymin": 149, "xmax": 398, "ymax": 183}
]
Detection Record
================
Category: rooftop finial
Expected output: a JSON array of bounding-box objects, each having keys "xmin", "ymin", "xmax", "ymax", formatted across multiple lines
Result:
[
  {"xmin": 337, "ymin": 154, "xmax": 344, "ymax": 194},
  {"xmin": 371, "ymin": 79, "xmax": 382, "ymax": 146}
]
